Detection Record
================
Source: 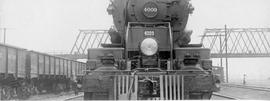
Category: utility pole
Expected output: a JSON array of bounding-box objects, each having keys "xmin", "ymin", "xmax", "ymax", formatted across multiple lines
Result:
[
  {"xmin": 3, "ymin": 27, "xmax": 6, "ymax": 44},
  {"xmin": 225, "ymin": 25, "xmax": 229, "ymax": 83},
  {"xmin": 0, "ymin": 28, "xmax": 7, "ymax": 44},
  {"xmin": 219, "ymin": 32, "xmax": 223, "ymax": 68}
]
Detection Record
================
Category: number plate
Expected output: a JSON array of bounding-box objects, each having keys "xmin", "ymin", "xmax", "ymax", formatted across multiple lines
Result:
[{"xmin": 144, "ymin": 30, "xmax": 155, "ymax": 36}]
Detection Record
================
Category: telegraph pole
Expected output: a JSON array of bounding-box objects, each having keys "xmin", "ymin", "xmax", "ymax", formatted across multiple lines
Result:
[
  {"xmin": 0, "ymin": 28, "xmax": 7, "ymax": 44},
  {"xmin": 219, "ymin": 32, "xmax": 223, "ymax": 68},
  {"xmin": 0, "ymin": 27, "xmax": 12, "ymax": 44},
  {"xmin": 225, "ymin": 25, "xmax": 229, "ymax": 83},
  {"xmin": 3, "ymin": 27, "xmax": 6, "ymax": 44}
]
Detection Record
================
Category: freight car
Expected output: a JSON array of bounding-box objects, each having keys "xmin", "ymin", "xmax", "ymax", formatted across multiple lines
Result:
[
  {"xmin": 0, "ymin": 43, "xmax": 86, "ymax": 100},
  {"xmin": 82, "ymin": 0, "xmax": 220, "ymax": 100}
]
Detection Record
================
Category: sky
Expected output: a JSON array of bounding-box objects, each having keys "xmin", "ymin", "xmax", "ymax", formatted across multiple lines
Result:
[{"xmin": 1, "ymin": 0, "xmax": 270, "ymax": 81}]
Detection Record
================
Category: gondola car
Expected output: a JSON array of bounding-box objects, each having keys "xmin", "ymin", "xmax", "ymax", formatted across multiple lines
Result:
[{"xmin": 0, "ymin": 43, "xmax": 86, "ymax": 100}]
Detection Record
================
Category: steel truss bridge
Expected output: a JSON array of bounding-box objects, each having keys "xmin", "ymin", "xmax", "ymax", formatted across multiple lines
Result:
[
  {"xmin": 55, "ymin": 30, "xmax": 110, "ymax": 59},
  {"xmin": 55, "ymin": 27, "xmax": 270, "ymax": 60},
  {"xmin": 200, "ymin": 27, "xmax": 270, "ymax": 82},
  {"xmin": 201, "ymin": 27, "xmax": 270, "ymax": 58},
  {"xmin": 53, "ymin": 27, "xmax": 270, "ymax": 83}
]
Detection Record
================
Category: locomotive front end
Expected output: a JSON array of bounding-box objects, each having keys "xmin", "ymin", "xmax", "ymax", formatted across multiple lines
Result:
[
  {"xmin": 82, "ymin": 0, "xmax": 220, "ymax": 100},
  {"xmin": 83, "ymin": 22, "xmax": 220, "ymax": 100},
  {"xmin": 125, "ymin": 22, "xmax": 172, "ymax": 70}
]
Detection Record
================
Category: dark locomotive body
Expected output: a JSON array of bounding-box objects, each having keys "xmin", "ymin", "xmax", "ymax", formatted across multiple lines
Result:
[
  {"xmin": 83, "ymin": 0, "xmax": 220, "ymax": 100},
  {"xmin": 108, "ymin": 0, "xmax": 193, "ymax": 46}
]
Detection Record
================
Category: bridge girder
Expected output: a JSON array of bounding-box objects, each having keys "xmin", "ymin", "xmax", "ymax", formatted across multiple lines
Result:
[
  {"xmin": 201, "ymin": 28, "xmax": 270, "ymax": 58},
  {"xmin": 54, "ymin": 28, "xmax": 270, "ymax": 60}
]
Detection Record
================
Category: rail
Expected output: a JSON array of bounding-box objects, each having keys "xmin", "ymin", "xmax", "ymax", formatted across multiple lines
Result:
[
  {"xmin": 222, "ymin": 83, "xmax": 270, "ymax": 92},
  {"xmin": 64, "ymin": 94, "xmax": 83, "ymax": 101},
  {"xmin": 212, "ymin": 92, "xmax": 239, "ymax": 100}
]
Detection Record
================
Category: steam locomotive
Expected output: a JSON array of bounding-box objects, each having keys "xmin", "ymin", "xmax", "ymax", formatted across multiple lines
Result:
[{"xmin": 82, "ymin": 0, "xmax": 220, "ymax": 100}]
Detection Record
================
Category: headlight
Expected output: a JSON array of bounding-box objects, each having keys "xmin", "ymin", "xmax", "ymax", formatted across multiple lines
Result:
[{"xmin": 140, "ymin": 38, "xmax": 158, "ymax": 56}]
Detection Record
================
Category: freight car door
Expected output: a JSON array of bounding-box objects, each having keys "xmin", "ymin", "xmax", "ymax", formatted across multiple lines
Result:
[
  {"xmin": 50, "ymin": 57, "xmax": 55, "ymax": 76},
  {"xmin": 63, "ymin": 60, "xmax": 66, "ymax": 76},
  {"xmin": 55, "ymin": 58, "xmax": 60, "ymax": 75},
  {"xmin": 30, "ymin": 53, "xmax": 38, "ymax": 78},
  {"xmin": 0, "ymin": 45, "xmax": 7, "ymax": 74},
  {"xmin": 60, "ymin": 59, "xmax": 63, "ymax": 75},
  {"xmin": 72, "ymin": 61, "xmax": 76, "ymax": 78},
  {"xmin": 7, "ymin": 48, "xmax": 16, "ymax": 74},
  {"xmin": 45, "ymin": 56, "xmax": 50, "ymax": 75},
  {"xmin": 18, "ymin": 50, "xmax": 26, "ymax": 78},
  {"xmin": 38, "ymin": 55, "xmax": 45, "ymax": 75},
  {"xmin": 67, "ymin": 61, "xmax": 71, "ymax": 78}
]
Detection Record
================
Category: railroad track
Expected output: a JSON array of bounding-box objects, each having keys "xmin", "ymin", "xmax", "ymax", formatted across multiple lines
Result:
[
  {"xmin": 64, "ymin": 93, "xmax": 239, "ymax": 100},
  {"xmin": 222, "ymin": 83, "xmax": 270, "ymax": 92},
  {"xmin": 65, "ymin": 93, "xmax": 237, "ymax": 100},
  {"xmin": 27, "ymin": 91, "xmax": 74, "ymax": 100},
  {"xmin": 64, "ymin": 94, "xmax": 83, "ymax": 101},
  {"xmin": 212, "ymin": 92, "xmax": 239, "ymax": 100}
]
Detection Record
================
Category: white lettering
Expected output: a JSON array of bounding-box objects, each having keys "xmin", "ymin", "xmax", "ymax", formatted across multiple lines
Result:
[
  {"xmin": 144, "ymin": 31, "xmax": 155, "ymax": 36},
  {"xmin": 144, "ymin": 7, "xmax": 158, "ymax": 12}
]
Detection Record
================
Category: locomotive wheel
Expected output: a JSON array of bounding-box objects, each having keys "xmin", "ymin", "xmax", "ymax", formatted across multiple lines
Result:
[
  {"xmin": 58, "ymin": 83, "xmax": 64, "ymax": 91},
  {"xmin": 30, "ymin": 85, "xmax": 38, "ymax": 95},
  {"xmin": 53, "ymin": 83, "xmax": 58, "ymax": 94},
  {"xmin": 31, "ymin": 85, "xmax": 39, "ymax": 95},
  {"xmin": 189, "ymin": 92, "xmax": 212, "ymax": 99},
  {"xmin": 1, "ymin": 86, "xmax": 12, "ymax": 100},
  {"xmin": 84, "ymin": 92, "xmax": 93, "ymax": 100},
  {"xmin": 201, "ymin": 92, "xmax": 212, "ymax": 99},
  {"xmin": 11, "ymin": 88, "xmax": 17, "ymax": 99},
  {"xmin": 189, "ymin": 93, "xmax": 201, "ymax": 99},
  {"xmin": 17, "ymin": 86, "xmax": 30, "ymax": 100}
]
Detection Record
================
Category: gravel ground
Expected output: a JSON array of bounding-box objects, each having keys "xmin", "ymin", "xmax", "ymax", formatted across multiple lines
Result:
[
  {"xmin": 216, "ymin": 85, "xmax": 270, "ymax": 100},
  {"xmin": 26, "ymin": 81, "xmax": 270, "ymax": 100},
  {"xmin": 211, "ymin": 94, "xmax": 235, "ymax": 100},
  {"xmin": 27, "ymin": 91, "xmax": 83, "ymax": 100},
  {"xmin": 230, "ymin": 79, "xmax": 270, "ymax": 88}
]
